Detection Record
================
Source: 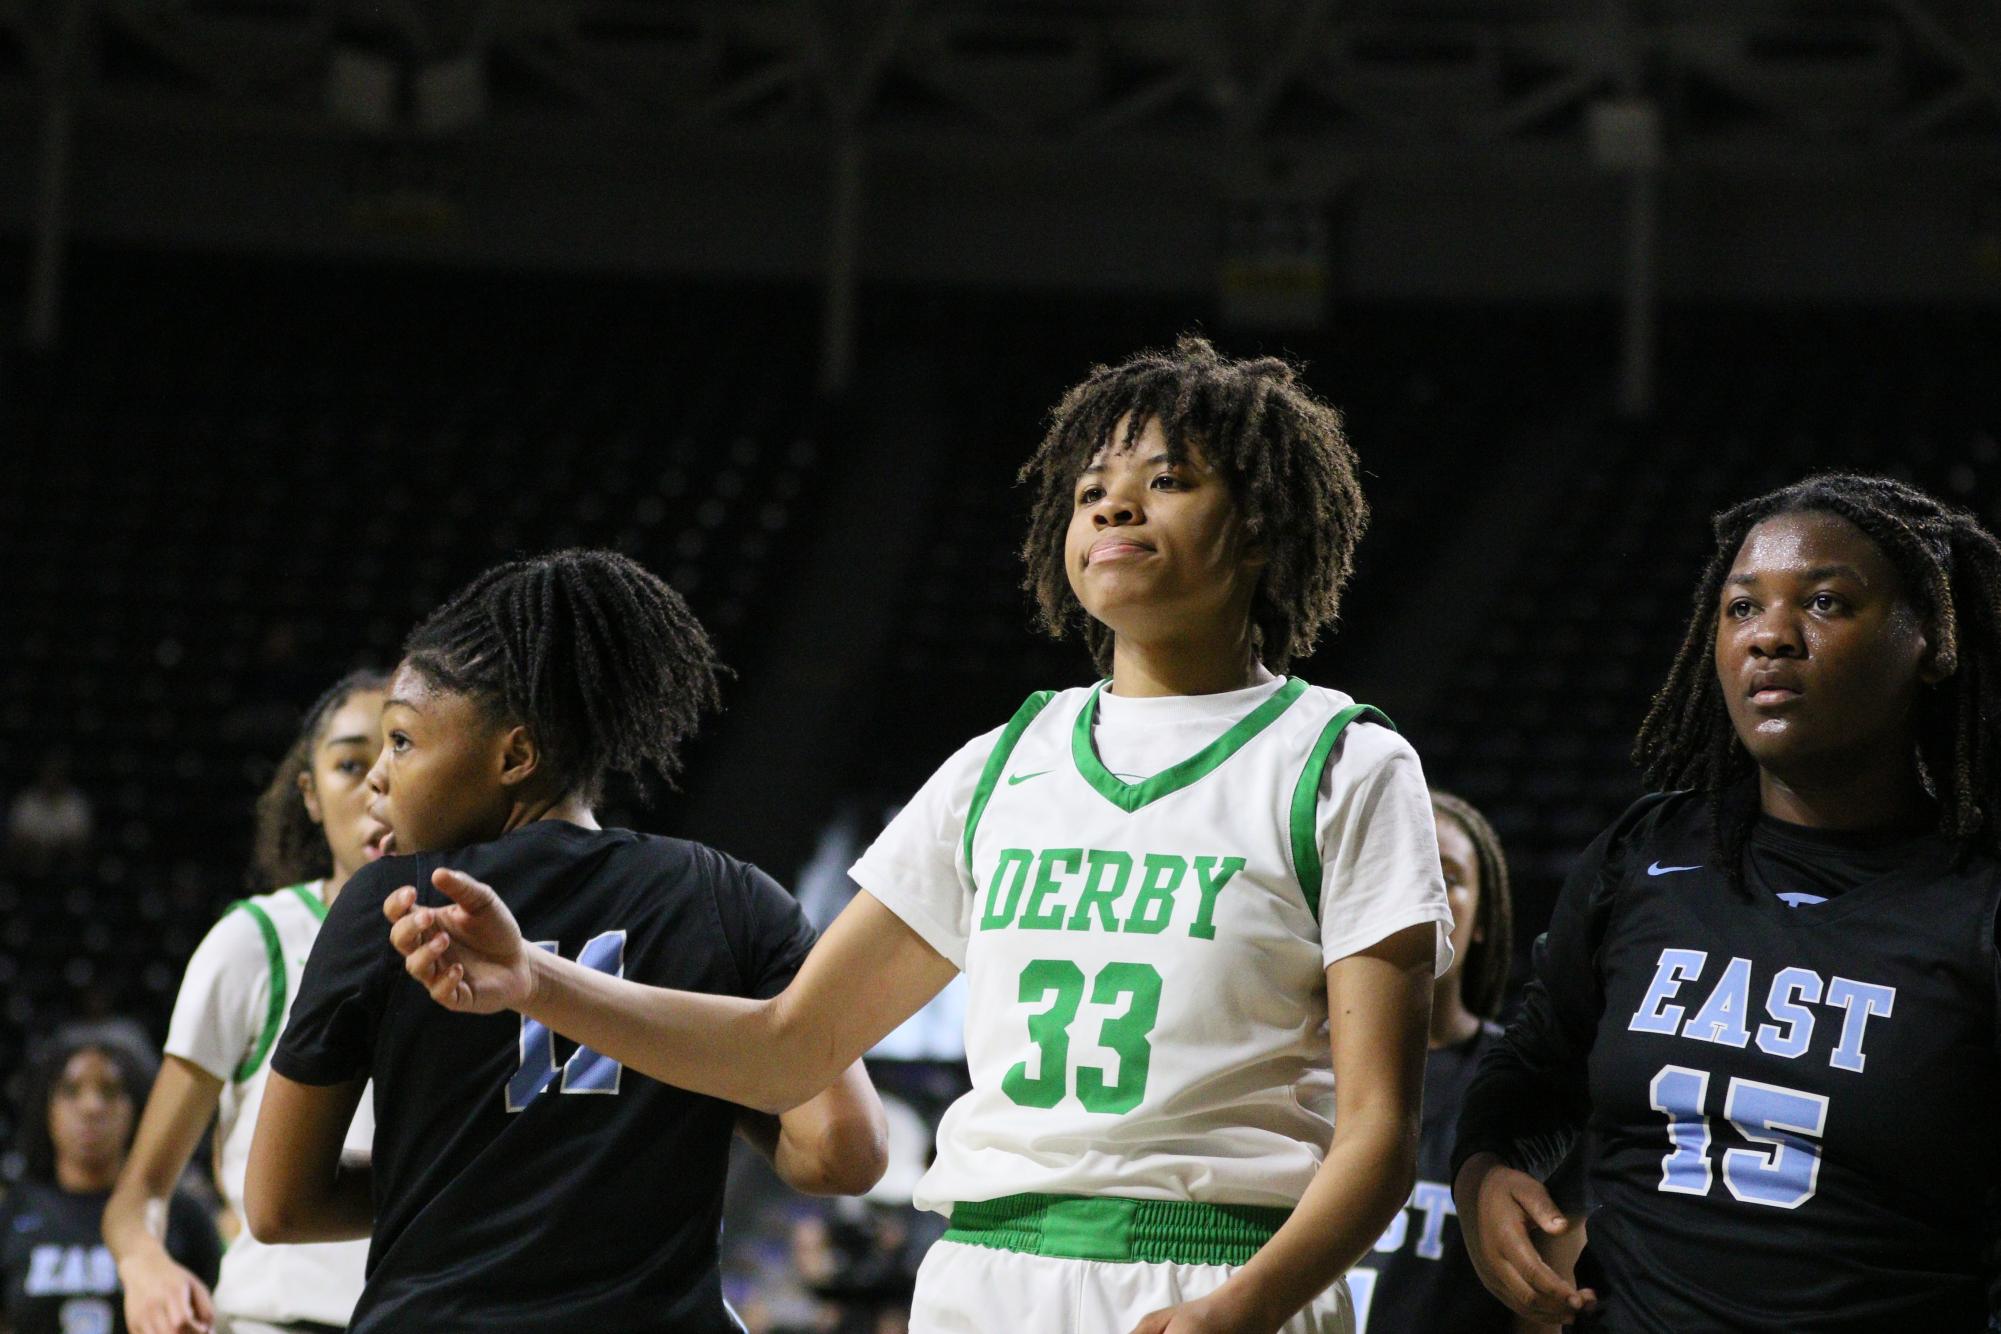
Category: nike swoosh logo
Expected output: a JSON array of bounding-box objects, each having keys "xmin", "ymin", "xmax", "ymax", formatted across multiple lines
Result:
[
  {"xmin": 1647, "ymin": 862, "xmax": 1702, "ymax": 877},
  {"xmin": 1007, "ymin": 770, "xmax": 1053, "ymax": 786}
]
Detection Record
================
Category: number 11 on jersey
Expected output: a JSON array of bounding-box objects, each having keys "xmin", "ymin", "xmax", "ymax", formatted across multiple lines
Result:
[{"xmin": 506, "ymin": 931, "xmax": 627, "ymax": 1111}]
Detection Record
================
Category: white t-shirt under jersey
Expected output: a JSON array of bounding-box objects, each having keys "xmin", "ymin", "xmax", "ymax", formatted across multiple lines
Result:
[
  {"xmin": 164, "ymin": 882, "xmax": 371, "ymax": 1326},
  {"xmin": 851, "ymin": 675, "xmax": 1451, "ymax": 1216}
]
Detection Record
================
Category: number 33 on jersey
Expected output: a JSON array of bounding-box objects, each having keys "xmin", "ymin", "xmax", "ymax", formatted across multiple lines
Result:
[{"xmin": 882, "ymin": 679, "xmax": 1451, "ymax": 1214}]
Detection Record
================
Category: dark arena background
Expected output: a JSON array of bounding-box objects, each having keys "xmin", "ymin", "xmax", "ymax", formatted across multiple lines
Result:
[{"xmin": 1, "ymin": 3, "xmax": 1998, "ymax": 1331}]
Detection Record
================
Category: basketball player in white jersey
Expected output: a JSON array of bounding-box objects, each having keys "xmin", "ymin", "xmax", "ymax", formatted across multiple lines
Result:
[
  {"xmin": 388, "ymin": 337, "xmax": 1450, "ymax": 1334},
  {"xmin": 106, "ymin": 672, "xmax": 387, "ymax": 1334}
]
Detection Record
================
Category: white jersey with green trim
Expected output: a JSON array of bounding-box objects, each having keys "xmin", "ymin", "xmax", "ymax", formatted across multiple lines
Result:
[
  {"xmin": 163, "ymin": 881, "xmax": 371, "ymax": 1325},
  {"xmin": 851, "ymin": 675, "xmax": 1452, "ymax": 1217}
]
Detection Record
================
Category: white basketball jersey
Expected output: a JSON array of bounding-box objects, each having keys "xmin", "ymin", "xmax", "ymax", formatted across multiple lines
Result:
[
  {"xmin": 853, "ymin": 677, "xmax": 1451, "ymax": 1217},
  {"xmin": 165, "ymin": 883, "xmax": 371, "ymax": 1324}
]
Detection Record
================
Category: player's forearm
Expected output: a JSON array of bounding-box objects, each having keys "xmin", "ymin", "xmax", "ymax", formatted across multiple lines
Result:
[
  {"xmin": 101, "ymin": 1181, "xmax": 176, "ymax": 1265},
  {"xmin": 523, "ymin": 949, "xmax": 835, "ymax": 1112},
  {"xmin": 1215, "ymin": 1114, "xmax": 1419, "ymax": 1332}
]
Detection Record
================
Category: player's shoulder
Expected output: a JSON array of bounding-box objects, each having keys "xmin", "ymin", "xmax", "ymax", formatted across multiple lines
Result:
[
  {"xmin": 193, "ymin": 885, "xmax": 310, "ymax": 959},
  {"xmin": 1295, "ymin": 681, "xmax": 1417, "ymax": 774},
  {"xmin": 1603, "ymin": 788, "xmax": 1705, "ymax": 858},
  {"xmin": 1569, "ymin": 789, "xmax": 1707, "ymax": 898}
]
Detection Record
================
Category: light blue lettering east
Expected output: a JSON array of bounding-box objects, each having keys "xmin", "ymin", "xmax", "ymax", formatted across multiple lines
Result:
[
  {"xmin": 1754, "ymin": 967, "xmax": 1823, "ymax": 1060},
  {"xmin": 1825, "ymin": 977, "xmax": 1896, "ymax": 1074},
  {"xmin": 1683, "ymin": 956, "xmax": 1755, "ymax": 1049},
  {"xmin": 1410, "ymin": 1182, "xmax": 1456, "ymax": 1260},
  {"xmin": 1628, "ymin": 948, "xmax": 1707, "ymax": 1036}
]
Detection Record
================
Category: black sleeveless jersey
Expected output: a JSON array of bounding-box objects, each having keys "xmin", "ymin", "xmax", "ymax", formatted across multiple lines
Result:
[
  {"xmin": 1455, "ymin": 791, "xmax": 2001, "ymax": 1333},
  {"xmin": 1347, "ymin": 1022, "xmax": 1514, "ymax": 1334},
  {"xmin": 274, "ymin": 820, "xmax": 817, "ymax": 1334}
]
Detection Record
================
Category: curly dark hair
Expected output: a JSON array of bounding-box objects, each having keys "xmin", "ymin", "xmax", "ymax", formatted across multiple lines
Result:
[
  {"xmin": 1634, "ymin": 472, "xmax": 2001, "ymax": 869},
  {"xmin": 401, "ymin": 549, "xmax": 724, "ymax": 805},
  {"xmin": 1018, "ymin": 335, "xmax": 1368, "ymax": 675},
  {"xmin": 1429, "ymin": 788, "xmax": 1515, "ymax": 1021},
  {"xmin": 15, "ymin": 1022, "xmax": 158, "ymax": 1184},
  {"xmin": 250, "ymin": 668, "xmax": 391, "ymax": 889}
]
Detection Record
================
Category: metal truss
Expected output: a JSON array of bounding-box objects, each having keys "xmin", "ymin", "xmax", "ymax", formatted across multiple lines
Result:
[{"xmin": 0, "ymin": 0, "xmax": 1996, "ymax": 157}]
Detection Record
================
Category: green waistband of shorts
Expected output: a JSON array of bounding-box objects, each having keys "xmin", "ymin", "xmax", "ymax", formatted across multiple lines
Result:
[{"xmin": 943, "ymin": 1193, "xmax": 1289, "ymax": 1266}]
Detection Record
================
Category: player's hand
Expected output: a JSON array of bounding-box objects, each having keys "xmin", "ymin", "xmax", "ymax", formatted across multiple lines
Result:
[
  {"xmin": 385, "ymin": 868, "xmax": 535, "ymax": 1014},
  {"xmin": 1128, "ymin": 1290, "xmax": 1275, "ymax": 1334},
  {"xmin": 119, "ymin": 1249, "xmax": 215, "ymax": 1334},
  {"xmin": 1455, "ymin": 1153, "xmax": 1596, "ymax": 1325}
]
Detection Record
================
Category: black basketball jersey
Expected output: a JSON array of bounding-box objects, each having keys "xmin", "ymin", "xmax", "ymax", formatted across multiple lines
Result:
[
  {"xmin": 1347, "ymin": 1022, "xmax": 1514, "ymax": 1334},
  {"xmin": 1455, "ymin": 791, "xmax": 2001, "ymax": 1333},
  {"xmin": 273, "ymin": 819, "xmax": 817, "ymax": 1334},
  {"xmin": 0, "ymin": 1182, "xmax": 220, "ymax": 1334}
]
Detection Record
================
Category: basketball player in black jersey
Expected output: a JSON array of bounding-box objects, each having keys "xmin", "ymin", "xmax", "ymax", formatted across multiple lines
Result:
[
  {"xmin": 1349, "ymin": 789, "xmax": 1539, "ymax": 1334},
  {"xmin": 1453, "ymin": 474, "xmax": 2001, "ymax": 1332},
  {"xmin": 242, "ymin": 550, "xmax": 887, "ymax": 1334}
]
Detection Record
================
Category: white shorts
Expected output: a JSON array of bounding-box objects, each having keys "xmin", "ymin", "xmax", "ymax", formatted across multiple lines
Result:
[{"xmin": 910, "ymin": 1238, "xmax": 1355, "ymax": 1334}]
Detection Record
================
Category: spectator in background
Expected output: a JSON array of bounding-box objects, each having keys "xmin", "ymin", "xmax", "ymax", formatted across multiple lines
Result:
[
  {"xmin": 0, "ymin": 1023, "xmax": 221, "ymax": 1334},
  {"xmin": 6, "ymin": 750, "xmax": 94, "ymax": 876}
]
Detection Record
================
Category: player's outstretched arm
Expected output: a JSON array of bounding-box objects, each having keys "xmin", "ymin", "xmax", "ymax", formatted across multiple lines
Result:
[
  {"xmin": 243, "ymin": 1074, "xmax": 371, "ymax": 1245},
  {"xmin": 103, "ymin": 1056, "xmax": 222, "ymax": 1334},
  {"xmin": 390, "ymin": 871, "xmax": 957, "ymax": 1113},
  {"xmin": 735, "ymin": 1060, "xmax": 888, "ymax": 1197}
]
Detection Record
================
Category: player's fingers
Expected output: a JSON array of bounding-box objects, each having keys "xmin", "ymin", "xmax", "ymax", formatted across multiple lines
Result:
[
  {"xmin": 387, "ymin": 904, "xmax": 433, "ymax": 956},
  {"xmin": 405, "ymin": 934, "xmax": 449, "ymax": 990},
  {"xmin": 189, "ymin": 1277, "xmax": 214, "ymax": 1322},
  {"xmin": 428, "ymin": 960, "xmax": 465, "ymax": 1008},
  {"xmin": 383, "ymin": 885, "xmax": 418, "ymax": 923},
  {"xmin": 1498, "ymin": 1227, "xmax": 1583, "ymax": 1311},
  {"xmin": 433, "ymin": 867, "xmax": 496, "ymax": 911},
  {"xmin": 1507, "ymin": 1175, "xmax": 1565, "ymax": 1234}
]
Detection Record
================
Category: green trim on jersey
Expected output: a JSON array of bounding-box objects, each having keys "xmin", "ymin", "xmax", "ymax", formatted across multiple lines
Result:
[
  {"xmin": 944, "ymin": 1193, "xmax": 1290, "ymax": 1266},
  {"xmin": 1288, "ymin": 703, "xmax": 1397, "ymax": 920},
  {"xmin": 226, "ymin": 899, "xmax": 288, "ymax": 1084},
  {"xmin": 1072, "ymin": 677, "xmax": 1309, "ymax": 814},
  {"xmin": 963, "ymin": 691, "xmax": 1058, "ymax": 872},
  {"xmin": 288, "ymin": 882, "xmax": 328, "ymax": 921}
]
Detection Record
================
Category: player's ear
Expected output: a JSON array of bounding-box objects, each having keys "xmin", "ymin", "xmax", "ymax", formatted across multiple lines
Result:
[
  {"xmin": 298, "ymin": 769, "xmax": 325, "ymax": 825},
  {"xmin": 496, "ymin": 723, "xmax": 540, "ymax": 789}
]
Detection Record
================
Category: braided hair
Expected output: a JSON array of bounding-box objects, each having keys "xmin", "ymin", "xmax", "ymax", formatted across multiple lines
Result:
[
  {"xmin": 400, "ymin": 549, "xmax": 723, "ymax": 805},
  {"xmin": 1430, "ymin": 788, "xmax": 1515, "ymax": 1021},
  {"xmin": 1019, "ymin": 335, "xmax": 1368, "ymax": 675},
  {"xmin": 1633, "ymin": 473, "xmax": 2001, "ymax": 868},
  {"xmin": 250, "ymin": 668, "xmax": 390, "ymax": 889}
]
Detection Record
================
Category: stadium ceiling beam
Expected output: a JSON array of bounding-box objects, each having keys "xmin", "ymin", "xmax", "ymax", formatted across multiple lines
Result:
[
  {"xmin": 15, "ymin": 1, "xmax": 1997, "ymax": 164},
  {"xmin": 1881, "ymin": 0, "xmax": 2001, "ymax": 116}
]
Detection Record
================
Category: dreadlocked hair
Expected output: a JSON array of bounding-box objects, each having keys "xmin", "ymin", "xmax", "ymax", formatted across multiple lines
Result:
[
  {"xmin": 1018, "ymin": 334, "xmax": 1368, "ymax": 675},
  {"xmin": 250, "ymin": 667, "xmax": 391, "ymax": 889},
  {"xmin": 1633, "ymin": 472, "xmax": 2001, "ymax": 872},
  {"xmin": 1429, "ymin": 788, "xmax": 1515, "ymax": 1021},
  {"xmin": 401, "ymin": 549, "xmax": 723, "ymax": 805}
]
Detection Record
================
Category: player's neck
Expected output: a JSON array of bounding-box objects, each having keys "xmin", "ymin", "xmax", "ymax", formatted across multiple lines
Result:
[
  {"xmin": 1756, "ymin": 754, "xmax": 1933, "ymax": 833},
  {"xmin": 1428, "ymin": 978, "xmax": 1482, "ymax": 1050},
  {"xmin": 502, "ymin": 791, "xmax": 600, "ymax": 835},
  {"xmin": 1107, "ymin": 628, "xmax": 1267, "ymax": 699},
  {"xmin": 322, "ymin": 868, "xmax": 351, "ymax": 907},
  {"xmin": 55, "ymin": 1156, "xmax": 117, "ymax": 1194}
]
